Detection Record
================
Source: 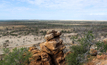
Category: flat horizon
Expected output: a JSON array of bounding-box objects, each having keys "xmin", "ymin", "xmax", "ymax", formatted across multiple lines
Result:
[
  {"xmin": 0, "ymin": 20, "xmax": 107, "ymax": 21},
  {"xmin": 0, "ymin": 0, "xmax": 107, "ymax": 20}
]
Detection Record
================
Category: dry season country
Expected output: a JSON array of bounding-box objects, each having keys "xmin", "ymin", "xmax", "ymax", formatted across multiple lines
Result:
[{"xmin": 0, "ymin": 20, "xmax": 107, "ymax": 65}]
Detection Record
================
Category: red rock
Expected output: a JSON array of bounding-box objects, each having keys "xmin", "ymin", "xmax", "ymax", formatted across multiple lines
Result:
[
  {"xmin": 29, "ymin": 30, "xmax": 66, "ymax": 65},
  {"xmin": 90, "ymin": 49, "xmax": 97, "ymax": 56},
  {"xmin": 28, "ymin": 47, "xmax": 38, "ymax": 52},
  {"xmin": 41, "ymin": 52, "xmax": 53, "ymax": 65},
  {"xmin": 29, "ymin": 51, "xmax": 52, "ymax": 65},
  {"xmin": 41, "ymin": 52, "xmax": 51, "ymax": 61},
  {"xmin": 56, "ymin": 57, "xmax": 65, "ymax": 65},
  {"xmin": 40, "ymin": 43, "xmax": 52, "ymax": 54},
  {"xmin": 32, "ymin": 50, "xmax": 40, "ymax": 54},
  {"xmin": 103, "ymin": 38, "xmax": 107, "ymax": 44},
  {"xmin": 54, "ymin": 31, "xmax": 61, "ymax": 37},
  {"xmin": 47, "ymin": 30, "xmax": 57, "ymax": 34},
  {"xmin": 44, "ymin": 38, "xmax": 63, "ymax": 51},
  {"xmin": 32, "ymin": 53, "xmax": 41, "ymax": 61},
  {"xmin": 57, "ymin": 44, "xmax": 66, "ymax": 51},
  {"xmin": 49, "ymin": 37, "xmax": 63, "ymax": 46},
  {"xmin": 45, "ymin": 33, "xmax": 54, "ymax": 41},
  {"xmin": 86, "ymin": 54, "xmax": 107, "ymax": 65},
  {"xmin": 30, "ymin": 61, "xmax": 42, "ymax": 65},
  {"xmin": 46, "ymin": 30, "xmax": 61, "ymax": 38}
]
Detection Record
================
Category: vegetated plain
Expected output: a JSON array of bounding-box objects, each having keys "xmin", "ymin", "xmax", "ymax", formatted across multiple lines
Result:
[
  {"xmin": 0, "ymin": 20, "xmax": 107, "ymax": 64},
  {"xmin": 0, "ymin": 20, "xmax": 107, "ymax": 48}
]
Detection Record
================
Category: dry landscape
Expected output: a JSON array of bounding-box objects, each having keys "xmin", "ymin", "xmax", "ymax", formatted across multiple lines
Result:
[{"xmin": 0, "ymin": 20, "xmax": 107, "ymax": 65}]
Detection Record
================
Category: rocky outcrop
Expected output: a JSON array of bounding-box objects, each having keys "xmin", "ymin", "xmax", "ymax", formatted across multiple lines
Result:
[
  {"xmin": 86, "ymin": 54, "xmax": 107, "ymax": 65},
  {"xmin": 29, "ymin": 30, "xmax": 66, "ymax": 65},
  {"xmin": 103, "ymin": 38, "xmax": 107, "ymax": 44},
  {"xmin": 29, "ymin": 47, "xmax": 53, "ymax": 65},
  {"xmin": 89, "ymin": 44, "xmax": 97, "ymax": 56},
  {"xmin": 89, "ymin": 49, "xmax": 97, "ymax": 56}
]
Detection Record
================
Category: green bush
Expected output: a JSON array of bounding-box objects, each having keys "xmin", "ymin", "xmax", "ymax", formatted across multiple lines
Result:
[
  {"xmin": 40, "ymin": 31, "xmax": 46, "ymax": 36},
  {"xmin": 96, "ymin": 41, "xmax": 107, "ymax": 52},
  {"xmin": 104, "ymin": 44, "xmax": 107, "ymax": 52},
  {"xmin": 10, "ymin": 33, "xmax": 18, "ymax": 36},
  {"xmin": 66, "ymin": 30, "xmax": 107, "ymax": 65},
  {"xmin": 66, "ymin": 53, "xmax": 79, "ymax": 65},
  {"xmin": 71, "ymin": 45, "xmax": 87, "ymax": 54},
  {"xmin": 66, "ymin": 45, "xmax": 87, "ymax": 65},
  {"xmin": 0, "ymin": 47, "xmax": 32, "ymax": 65},
  {"xmin": 66, "ymin": 31, "xmax": 94, "ymax": 65},
  {"xmin": 2, "ymin": 33, "xmax": 8, "ymax": 36}
]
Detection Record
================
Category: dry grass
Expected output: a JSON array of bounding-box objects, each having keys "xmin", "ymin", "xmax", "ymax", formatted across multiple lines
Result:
[
  {"xmin": 0, "ymin": 25, "xmax": 26, "ymax": 30},
  {"xmin": 40, "ymin": 29, "xmax": 73, "ymax": 31}
]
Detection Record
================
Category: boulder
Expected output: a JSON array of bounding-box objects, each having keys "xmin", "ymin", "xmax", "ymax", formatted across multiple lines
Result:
[
  {"xmin": 32, "ymin": 50, "xmax": 40, "ymax": 54},
  {"xmin": 97, "ymin": 54, "xmax": 107, "ymax": 60},
  {"xmin": 103, "ymin": 38, "xmax": 107, "ymax": 44},
  {"xmin": 28, "ymin": 47, "xmax": 38, "ymax": 52},
  {"xmin": 46, "ymin": 30, "xmax": 61, "ymax": 40},
  {"xmin": 32, "ymin": 53, "xmax": 41, "ymax": 61},
  {"xmin": 52, "ymin": 51, "xmax": 65, "ymax": 65},
  {"xmin": 90, "ymin": 49, "xmax": 97, "ymax": 56},
  {"xmin": 54, "ymin": 31, "xmax": 61, "ymax": 37},
  {"xmin": 29, "ymin": 30, "xmax": 66, "ymax": 65},
  {"xmin": 44, "ymin": 40, "xmax": 63, "ymax": 51},
  {"xmin": 89, "ymin": 44, "xmax": 97, "ymax": 56},
  {"xmin": 47, "ymin": 30, "xmax": 57, "ymax": 34},
  {"xmin": 45, "ymin": 33, "xmax": 54, "ymax": 41},
  {"xmin": 90, "ymin": 44, "xmax": 97, "ymax": 50},
  {"xmin": 29, "ymin": 47, "xmax": 52, "ymax": 65},
  {"xmin": 40, "ymin": 43, "xmax": 52, "ymax": 54},
  {"xmin": 56, "ymin": 57, "xmax": 65, "ymax": 65},
  {"xmin": 41, "ymin": 52, "xmax": 51, "ymax": 62}
]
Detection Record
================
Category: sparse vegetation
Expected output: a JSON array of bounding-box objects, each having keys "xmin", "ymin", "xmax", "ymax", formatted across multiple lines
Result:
[
  {"xmin": 66, "ymin": 31, "xmax": 97, "ymax": 65},
  {"xmin": 0, "ymin": 47, "xmax": 32, "ymax": 65},
  {"xmin": 66, "ymin": 29, "xmax": 107, "ymax": 65},
  {"xmin": 96, "ymin": 41, "xmax": 107, "ymax": 52},
  {"xmin": 66, "ymin": 45, "xmax": 87, "ymax": 65},
  {"xmin": 0, "ymin": 20, "xmax": 107, "ymax": 65}
]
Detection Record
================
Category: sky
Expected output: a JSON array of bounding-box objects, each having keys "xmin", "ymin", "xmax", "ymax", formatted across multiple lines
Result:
[{"xmin": 0, "ymin": 0, "xmax": 107, "ymax": 20}]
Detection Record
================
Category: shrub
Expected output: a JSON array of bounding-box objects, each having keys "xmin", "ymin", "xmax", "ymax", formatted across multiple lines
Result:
[
  {"xmin": 104, "ymin": 44, "xmax": 107, "ymax": 52},
  {"xmin": 96, "ymin": 41, "xmax": 107, "ymax": 52},
  {"xmin": 66, "ymin": 53, "xmax": 79, "ymax": 65},
  {"xmin": 42, "ymin": 31, "xmax": 46, "ymax": 36},
  {"xmin": 66, "ymin": 31, "xmax": 94, "ymax": 65},
  {"xmin": 10, "ymin": 33, "xmax": 18, "ymax": 36},
  {"xmin": 0, "ymin": 47, "xmax": 32, "ymax": 65},
  {"xmin": 2, "ymin": 33, "xmax": 8, "ymax": 36},
  {"xmin": 71, "ymin": 45, "xmax": 87, "ymax": 54},
  {"xmin": 66, "ymin": 45, "xmax": 87, "ymax": 65}
]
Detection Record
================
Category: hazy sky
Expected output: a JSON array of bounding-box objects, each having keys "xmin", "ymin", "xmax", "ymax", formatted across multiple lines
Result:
[{"xmin": 0, "ymin": 0, "xmax": 107, "ymax": 20}]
